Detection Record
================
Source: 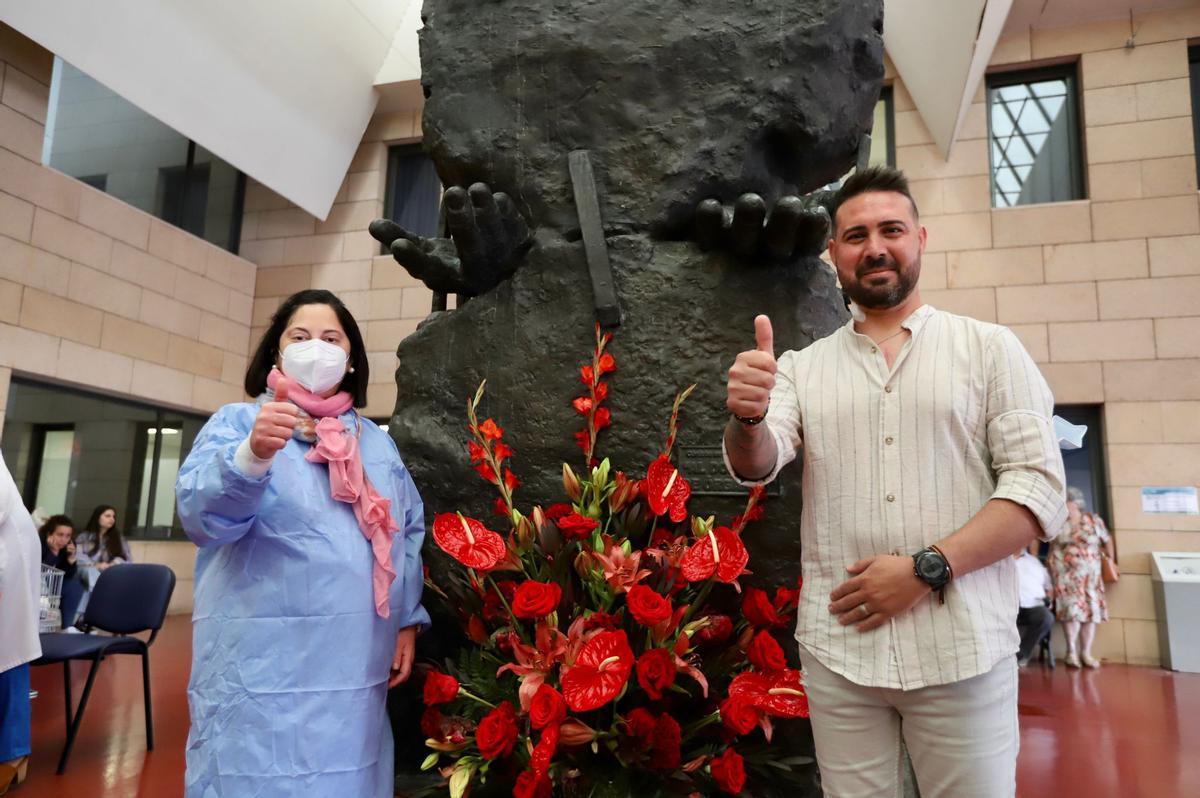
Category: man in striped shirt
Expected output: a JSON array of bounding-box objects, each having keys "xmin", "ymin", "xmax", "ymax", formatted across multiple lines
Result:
[{"xmin": 723, "ymin": 166, "xmax": 1066, "ymax": 798}]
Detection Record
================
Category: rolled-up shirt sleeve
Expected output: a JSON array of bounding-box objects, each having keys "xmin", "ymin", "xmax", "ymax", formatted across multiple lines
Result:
[
  {"xmin": 723, "ymin": 349, "xmax": 803, "ymax": 487},
  {"xmin": 984, "ymin": 328, "xmax": 1067, "ymax": 540}
]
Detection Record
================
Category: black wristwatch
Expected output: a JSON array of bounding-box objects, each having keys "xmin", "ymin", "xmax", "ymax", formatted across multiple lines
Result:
[{"xmin": 912, "ymin": 545, "xmax": 952, "ymax": 604}]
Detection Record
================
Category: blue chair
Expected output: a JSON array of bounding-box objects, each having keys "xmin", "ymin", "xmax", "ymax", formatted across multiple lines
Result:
[{"xmin": 32, "ymin": 563, "xmax": 176, "ymax": 774}]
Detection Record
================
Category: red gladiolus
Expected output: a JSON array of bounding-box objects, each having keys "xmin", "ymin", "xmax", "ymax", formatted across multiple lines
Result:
[
  {"xmin": 562, "ymin": 630, "xmax": 634, "ymax": 712},
  {"xmin": 594, "ymin": 406, "xmax": 612, "ymax": 429},
  {"xmin": 512, "ymin": 581, "xmax": 562, "ymax": 619},
  {"xmin": 476, "ymin": 701, "xmax": 518, "ymax": 760},
  {"xmin": 679, "ymin": 527, "xmax": 749, "ymax": 584},
  {"xmin": 423, "ymin": 671, "xmax": 459, "ymax": 706},
  {"xmin": 573, "ymin": 429, "xmax": 590, "ymax": 452},
  {"xmin": 473, "ymin": 461, "xmax": 497, "ymax": 482},
  {"xmin": 747, "ymin": 629, "xmax": 788, "ymax": 673},
  {"xmin": 626, "ymin": 584, "xmax": 672, "ymax": 628},
  {"xmin": 710, "ymin": 748, "xmax": 746, "ymax": 794},
  {"xmin": 594, "ymin": 381, "xmax": 609, "ymax": 401},
  {"xmin": 513, "ymin": 770, "xmax": 552, "ymax": 798},
  {"xmin": 645, "ymin": 455, "xmax": 691, "ymax": 522},
  {"xmin": 467, "ymin": 440, "xmax": 486, "ymax": 463},
  {"xmin": 572, "ymin": 396, "xmax": 593, "ymax": 415},
  {"xmin": 556, "ymin": 512, "xmax": 600, "ymax": 541},
  {"xmin": 529, "ymin": 684, "xmax": 567, "ymax": 730},
  {"xmin": 492, "ymin": 497, "xmax": 509, "ymax": 517},
  {"xmin": 580, "ymin": 365, "xmax": 595, "ymax": 385},
  {"xmin": 719, "ymin": 694, "xmax": 762, "ymax": 736},
  {"xmin": 504, "ymin": 468, "xmax": 520, "ymax": 491},
  {"xmin": 649, "ymin": 714, "xmax": 682, "ymax": 771},
  {"xmin": 742, "ymin": 587, "xmax": 789, "ymax": 630},
  {"xmin": 636, "ymin": 647, "xmax": 677, "ymax": 700},
  {"xmin": 598, "ymin": 352, "xmax": 616, "ymax": 374},
  {"xmin": 432, "ymin": 513, "xmax": 506, "ymax": 571},
  {"xmin": 493, "ymin": 441, "xmax": 513, "ymax": 461},
  {"xmin": 477, "ymin": 418, "xmax": 504, "ymax": 441}
]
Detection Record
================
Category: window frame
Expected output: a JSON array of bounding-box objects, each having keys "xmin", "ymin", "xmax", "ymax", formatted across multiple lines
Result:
[
  {"xmin": 1189, "ymin": 44, "xmax": 1200, "ymax": 190},
  {"xmin": 985, "ymin": 61, "xmax": 1087, "ymax": 209},
  {"xmin": 877, "ymin": 84, "xmax": 896, "ymax": 168},
  {"xmin": 1056, "ymin": 403, "xmax": 1113, "ymax": 556}
]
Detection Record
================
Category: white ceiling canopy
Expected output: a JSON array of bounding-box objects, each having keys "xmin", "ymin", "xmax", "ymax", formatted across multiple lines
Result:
[
  {"xmin": 0, "ymin": 0, "xmax": 421, "ymax": 220},
  {"xmin": 884, "ymin": 0, "xmax": 1012, "ymax": 159}
]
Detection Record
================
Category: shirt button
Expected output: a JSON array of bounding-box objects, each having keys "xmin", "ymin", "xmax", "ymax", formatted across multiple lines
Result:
[
  {"xmin": 884, "ymin": 385, "xmax": 893, "ymax": 393},
  {"xmin": 886, "ymin": 493, "xmax": 896, "ymax": 502},
  {"xmin": 885, "ymin": 436, "xmax": 894, "ymax": 445},
  {"xmin": 870, "ymin": 347, "xmax": 877, "ymax": 354}
]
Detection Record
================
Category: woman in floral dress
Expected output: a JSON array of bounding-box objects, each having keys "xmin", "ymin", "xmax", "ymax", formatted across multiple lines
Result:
[{"xmin": 1048, "ymin": 487, "xmax": 1114, "ymax": 669}]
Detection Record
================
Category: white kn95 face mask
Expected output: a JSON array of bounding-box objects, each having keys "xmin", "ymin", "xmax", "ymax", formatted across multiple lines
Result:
[{"xmin": 281, "ymin": 339, "xmax": 349, "ymax": 394}]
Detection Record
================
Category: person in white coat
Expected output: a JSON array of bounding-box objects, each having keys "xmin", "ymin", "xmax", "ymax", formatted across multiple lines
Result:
[{"xmin": 0, "ymin": 457, "xmax": 41, "ymax": 793}]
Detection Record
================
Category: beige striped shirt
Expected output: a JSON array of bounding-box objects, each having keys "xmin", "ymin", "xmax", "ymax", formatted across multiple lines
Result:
[{"xmin": 724, "ymin": 304, "xmax": 1067, "ymax": 689}]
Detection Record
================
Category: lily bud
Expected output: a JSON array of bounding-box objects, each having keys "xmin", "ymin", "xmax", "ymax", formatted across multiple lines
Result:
[
  {"xmin": 691, "ymin": 514, "xmax": 715, "ymax": 538},
  {"xmin": 608, "ymin": 472, "xmax": 638, "ymax": 513},
  {"xmin": 558, "ymin": 718, "xmax": 599, "ymax": 746},
  {"xmin": 574, "ymin": 550, "xmax": 594, "ymax": 580},
  {"xmin": 513, "ymin": 511, "xmax": 535, "ymax": 548},
  {"xmin": 562, "ymin": 463, "xmax": 582, "ymax": 501}
]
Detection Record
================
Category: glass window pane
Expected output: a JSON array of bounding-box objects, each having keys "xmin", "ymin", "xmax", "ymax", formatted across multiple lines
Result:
[
  {"xmin": 34, "ymin": 429, "xmax": 75, "ymax": 515},
  {"xmin": 384, "ymin": 147, "xmax": 443, "ymax": 240},
  {"xmin": 988, "ymin": 69, "xmax": 1083, "ymax": 208}
]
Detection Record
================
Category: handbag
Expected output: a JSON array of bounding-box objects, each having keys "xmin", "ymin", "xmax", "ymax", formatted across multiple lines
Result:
[{"xmin": 1101, "ymin": 553, "xmax": 1120, "ymax": 584}]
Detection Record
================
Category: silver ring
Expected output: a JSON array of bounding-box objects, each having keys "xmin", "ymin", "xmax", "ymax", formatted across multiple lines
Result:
[{"xmin": 860, "ymin": 603, "xmax": 870, "ymax": 618}]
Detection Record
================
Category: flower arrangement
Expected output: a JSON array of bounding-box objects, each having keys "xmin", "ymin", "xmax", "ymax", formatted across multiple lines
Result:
[{"xmin": 419, "ymin": 325, "xmax": 809, "ymax": 797}]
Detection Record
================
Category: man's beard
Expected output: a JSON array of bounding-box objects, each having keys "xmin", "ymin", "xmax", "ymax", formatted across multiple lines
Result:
[{"xmin": 843, "ymin": 255, "xmax": 919, "ymax": 310}]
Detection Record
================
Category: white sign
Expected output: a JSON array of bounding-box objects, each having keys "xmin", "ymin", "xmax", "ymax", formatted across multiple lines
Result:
[{"xmin": 1141, "ymin": 487, "xmax": 1200, "ymax": 515}]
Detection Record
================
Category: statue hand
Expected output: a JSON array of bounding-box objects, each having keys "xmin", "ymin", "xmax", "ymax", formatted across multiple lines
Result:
[
  {"xmin": 692, "ymin": 191, "xmax": 831, "ymax": 261},
  {"xmin": 369, "ymin": 183, "xmax": 531, "ymax": 296}
]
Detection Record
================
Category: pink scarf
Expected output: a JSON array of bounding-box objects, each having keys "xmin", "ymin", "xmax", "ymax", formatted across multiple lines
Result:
[{"xmin": 266, "ymin": 369, "xmax": 399, "ymax": 619}]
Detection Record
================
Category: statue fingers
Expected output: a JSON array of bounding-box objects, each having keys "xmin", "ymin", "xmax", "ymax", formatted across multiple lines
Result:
[
  {"xmin": 468, "ymin": 183, "xmax": 509, "ymax": 256},
  {"xmin": 443, "ymin": 186, "xmax": 487, "ymax": 267},
  {"xmin": 793, "ymin": 204, "xmax": 832, "ymax": 257},
  {"xmin": 693, "ymin": 198, "xmax": 727, "ymax": 252},
  {"xmin": 730, "ymin": 193, "xmax": 766, "ymax": 257},
  {"xmin": 495, "ymin": 192, "xmax": 531, "ymax": 254},
  {"xmin": 368, "ymin": 218, "xmax": 424, "ymax": 250},
  {"xmin": 763, "ymin": 195, "xmax": 804, "ymax": 261},
  {"xmin": 390, "ymin": 237, "xmax": 468, "ymax": 295}
]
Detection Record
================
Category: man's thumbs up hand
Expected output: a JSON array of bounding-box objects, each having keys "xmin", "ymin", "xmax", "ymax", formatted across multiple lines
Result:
[{"xmin": 727, "ymin": 314, "xmax": 778, "ymax": 422}]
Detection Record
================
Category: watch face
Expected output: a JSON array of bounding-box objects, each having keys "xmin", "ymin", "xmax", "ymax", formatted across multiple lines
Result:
[{"xmin": 918, "ymin": 553, "xmax": 948, "ymax": 581}]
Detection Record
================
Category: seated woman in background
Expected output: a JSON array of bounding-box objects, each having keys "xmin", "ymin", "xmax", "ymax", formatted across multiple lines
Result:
[
  {"xmin": 37, "ymin": 514, "xmax": 86, "ymax": 630},
  {"xmin": 75, "ymin": 505, "xmax": 131, "ymax": 570}
]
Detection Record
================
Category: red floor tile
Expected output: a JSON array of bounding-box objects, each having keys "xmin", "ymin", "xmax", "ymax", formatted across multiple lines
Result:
[{"xmin": 18, "ymin": 617, "xmax": 1200, "ymax": 797}]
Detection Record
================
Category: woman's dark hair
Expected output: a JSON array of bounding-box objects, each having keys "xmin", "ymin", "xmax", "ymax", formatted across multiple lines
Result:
[
  {"xmin": 84, "ymin": 505, "xmax": 125, "ymax": 560},
  {"xmin": 243, "ymin": 289, "xmax": 369, "ymax": 408},
  {"xmin": 38, "ymin": 514, "xmax": 76, "ymax": 545}
]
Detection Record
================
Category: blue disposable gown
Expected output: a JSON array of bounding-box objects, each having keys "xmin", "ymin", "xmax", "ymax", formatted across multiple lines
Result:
[{"xmin": 176, "ymin": 403, "xmax": 429, "ymax": 798}]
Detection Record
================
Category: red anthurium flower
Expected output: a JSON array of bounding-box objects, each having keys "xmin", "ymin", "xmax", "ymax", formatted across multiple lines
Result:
[
  {"xmin": 556, "ymin": 512, "xmax": 599, "ymax": 541},
  {"xmin": 695, "ymin": 615, "xmax": 734, "ymax": 647},
  {"xmin": 513, "ymin": 770, "xmax": 552, "ymax": 798},
  {"xmin": 645, "ymin": 455, "xmax": 691, "ymax": 522},
  {"xmin": 477, "ymin": 418, "xmax": 504, "ymax": 441},
  {"xmin": 572, "ymin": 396, "xmax": 594, "ymax": 415},
  {"xmin": 432, "ymin": 513, "xmax": 506, "ymax": 571},
  {"xmin": 742, "ymin": 587, "xmax": 787, "ymax": 629},
  {"xmin": 598, "ymin": 351, "xmax": 616, "ymax": 374},
  {"xmin": 467, "ymin": 440, "xmax": 487, "ymax": 463},
  {"xmin": 680, "ymin": 527, "xmax": 749, "ymax": 584},
  {"xmin": 562, "ymin": 630, "xmax": 634, "ymax": 711},
  {"xmin": 635, "ymin": 647, "xmax": 677, "ymax": 700},
  {"xmin": 710, "ymin": 748, "xmax": 747, "ymax": 794},
  {"xmin": 728, "ymin": 669, "xmax": 809, "ymax": 718}
]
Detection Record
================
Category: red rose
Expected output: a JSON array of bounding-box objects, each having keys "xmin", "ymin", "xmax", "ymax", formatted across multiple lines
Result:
[
  {"xmin": 710, "ymin": 748, "xmax": 747, "ymax": 794},
  {"xmin": 696, "ymin": 615, "xmax": 734, "ymax": 646},
  {"xmin": 423, "ymin": 671, "xmax": 459, "ymax": 706},
  {"xmin": 513, "ymin": 770, "xmax": 552, "ymax": 798},
  {"xmin": 742, "ymin": 587, "xmax": 787, "ymax": 630},
  {"xmin": 719, "ymin": 695, "xmax": 762, "ymax": 736},
  {"xmin": 582, "ymin": 611, "xmax": 622, "ymax": 631},
  {"xmin": 626, "ymin": 584, "xmax": 672, "ymax": 627},
  {"xmin": 475, "ymin": 701, "xmax": 518, "ymax": 760},
  {"xmin": 529, "ymin": 684, "xmax": 567, "ymax": 730},
  {"xmin": 512, "ymin": 581, "xmax": 562, "ymax": 619},
  {"xmin": 636, "ymin": 647, "xmax": 677, "ymax": 700},
  {"xmin": 420, "ymin": 707, "xmax": 444, "ymax": 739},
  {"xmin": 545, "ymin": 503, "xmax": 574, "ymax": 521},
  {"xmin": 649, "ymin": 714, "xmax": 682, "ymax": 771},
  {"xmin": 556, "ymin": 512, "xmax": 600, "ymax": 540},
  {"xmin": 747, "ymin": 630, "xmax": 788, "ymax": 673}
]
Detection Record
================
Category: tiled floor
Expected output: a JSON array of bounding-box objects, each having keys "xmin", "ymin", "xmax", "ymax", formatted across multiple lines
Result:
[{"xmin": 18, "ymin": 616, "xmax": 1200, "ymax": 797}]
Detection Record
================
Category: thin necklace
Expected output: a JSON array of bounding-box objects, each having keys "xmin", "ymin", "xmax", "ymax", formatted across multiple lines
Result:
[{"xmin": 870, "ymin": 328, "xmax": 908, "ymax": 346}]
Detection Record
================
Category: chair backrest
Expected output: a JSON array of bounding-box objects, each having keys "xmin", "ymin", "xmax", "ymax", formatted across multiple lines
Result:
[{"xmin": 83, "ymin": 563, "xmax": 176, "ymax": 636}]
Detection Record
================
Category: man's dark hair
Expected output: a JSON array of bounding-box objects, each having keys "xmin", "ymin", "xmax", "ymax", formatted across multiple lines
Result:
[
  {"xmin": 830, "ymin": 165, "xmax": 919, "ymax": 230},
  {"xmin": 244, "ymin": 289, "xmax": 370, "ymax": 407}
]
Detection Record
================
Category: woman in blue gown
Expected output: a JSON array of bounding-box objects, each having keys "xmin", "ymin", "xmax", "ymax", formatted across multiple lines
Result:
[{"xmin": 176, "ymin": 290, "xmax": 429, "ymax": 797}]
